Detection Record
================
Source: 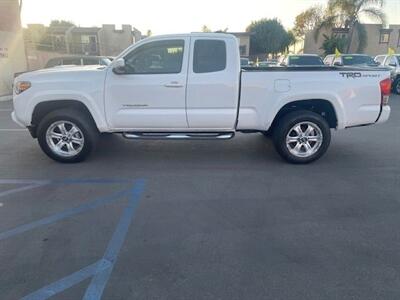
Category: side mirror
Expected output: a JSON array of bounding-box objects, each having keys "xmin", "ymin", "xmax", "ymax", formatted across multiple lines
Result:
[
  {"xmin": 334, "ymin": 62, "xmax": 343, "ymax": 66},
  {"xmin": 112, "ymin": 58, "xmax": 126, "ymax": 74}
]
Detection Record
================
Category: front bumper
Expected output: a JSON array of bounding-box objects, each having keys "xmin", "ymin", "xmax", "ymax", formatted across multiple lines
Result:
[{"xmin": 11, "ymin": 111, "xmax": 25, "ymax": 127}]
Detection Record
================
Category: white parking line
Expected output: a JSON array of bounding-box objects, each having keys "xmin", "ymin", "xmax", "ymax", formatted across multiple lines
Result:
[
  {"xmin": 0, "ymin": 129, "xmax": 26, "ymax": 132},
  {"xmin": 0, "ymin": 183, "xmax": 48, "ymax": 198}
]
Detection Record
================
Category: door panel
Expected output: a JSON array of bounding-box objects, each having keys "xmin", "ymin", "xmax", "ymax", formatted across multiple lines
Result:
[
  {"xmin": 105, "ymin": 38, "xmax": 189, "ymax": 129},
  {"xmin": 186, "ymin": 38, "xmax": 240, "ymax": 129}
]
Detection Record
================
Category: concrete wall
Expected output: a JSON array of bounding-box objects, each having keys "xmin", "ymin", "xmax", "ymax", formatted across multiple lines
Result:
[
  {"xmin": 98, "ymin": 25, "xmax": 134, "ymax": 56},
  {"xmin": 0, "ymin": 30, "xmax": 27, "ymax": 98}
]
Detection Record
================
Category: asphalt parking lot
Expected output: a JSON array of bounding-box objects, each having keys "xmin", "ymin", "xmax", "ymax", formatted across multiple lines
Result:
[{"xmin": 0, "ymin": 95, "xmax": 400, "ymax": 300}]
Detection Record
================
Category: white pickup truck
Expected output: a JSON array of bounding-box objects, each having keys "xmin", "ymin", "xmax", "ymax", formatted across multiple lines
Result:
[{"xmin": 12, "ymin": 33, "xmax": 391, "ymax": 164}]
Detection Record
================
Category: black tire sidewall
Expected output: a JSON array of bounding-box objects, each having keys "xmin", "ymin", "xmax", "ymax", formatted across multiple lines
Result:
[
  {"xmin": 394, "ymin": 78, "xmax": 400, "ymax": 95},
  {"xmin": 37, "ymin": 109, "xmax": 98, "ymax": 163},
  {"xmin": 273, "ymin": 111, "xmax": 331, "ymax": 164}
]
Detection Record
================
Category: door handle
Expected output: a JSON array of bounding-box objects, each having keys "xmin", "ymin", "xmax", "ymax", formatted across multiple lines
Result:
[{"xmin": 164, "ymin": 82, "xmax": 183, "ymax": 88}]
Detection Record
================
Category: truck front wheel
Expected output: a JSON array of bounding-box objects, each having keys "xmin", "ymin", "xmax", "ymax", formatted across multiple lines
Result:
[
  {"xmin": 37, "ymin": 108, "xmax": 99, "ymax": 163},
  {"xmin": 273, "ymin": 111, "xmax": 331, "ymax": 164}
]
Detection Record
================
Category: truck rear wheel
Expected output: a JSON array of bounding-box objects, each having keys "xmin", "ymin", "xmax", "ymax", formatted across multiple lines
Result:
[
  {"xmin": 37, "ymin": 108, "xmax": 99, "ymax": 163},
  {"xmin": 273, "ymin": 111, "xmax": 331, "ymax": 164}
]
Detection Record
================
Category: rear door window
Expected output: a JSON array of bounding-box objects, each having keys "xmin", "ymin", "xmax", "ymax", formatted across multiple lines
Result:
[{"xmin": 193, "ymin": 40, "xmax": 226, "ymax": 73}]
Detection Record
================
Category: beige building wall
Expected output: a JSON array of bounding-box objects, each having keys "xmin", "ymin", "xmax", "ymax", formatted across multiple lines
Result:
[
  {"xmin": 0, "ymin": 30, "xmax": 27, "ymax": 98},
  {"xmin": 0, "ymin": 0, "xmax": 27, "ymax": 98},
  {"xmin": 305, "ymin": 24, "xmax": 400, "ymax": 56},
  {"xmin": 304, "ymin": 27, "xmax": 331, "ymax": 55}
]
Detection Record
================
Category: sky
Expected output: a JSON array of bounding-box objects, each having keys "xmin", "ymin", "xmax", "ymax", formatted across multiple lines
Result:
[{"xmin": 21, "ymin": 0, "xmax": 400, "ymax": 34}]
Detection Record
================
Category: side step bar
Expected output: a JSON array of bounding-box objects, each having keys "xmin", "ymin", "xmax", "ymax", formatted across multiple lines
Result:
[{"xmin": 122, "ymin": 132, "xmax": 235, "ymax": 140}]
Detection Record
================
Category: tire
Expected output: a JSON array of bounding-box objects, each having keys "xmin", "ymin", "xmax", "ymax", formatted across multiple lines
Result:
[
  {"xmin": 393, "ymin": 78, "xmax": 400, "ymax": 95},
  {"xmin": 272, "ymin": 110, "xmax": 331, "ymax": 164},
  {"xmin": 37, "ymin": 108, "xmax": 99, "ymax": 163}
]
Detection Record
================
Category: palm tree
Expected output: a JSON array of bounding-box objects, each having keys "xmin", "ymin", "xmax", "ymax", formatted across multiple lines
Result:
[{"xmin": 314, "ymin": 0, "xmax": 386, "ymax": 53}]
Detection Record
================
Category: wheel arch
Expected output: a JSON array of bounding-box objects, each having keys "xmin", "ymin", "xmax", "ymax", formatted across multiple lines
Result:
[
  {"xmin": 30, "ymin": 100, "xmax": 100, "ymax": 138},
  {"xmin": 269, "ymin": 99, "xmax": 339, "ymax": 133}
]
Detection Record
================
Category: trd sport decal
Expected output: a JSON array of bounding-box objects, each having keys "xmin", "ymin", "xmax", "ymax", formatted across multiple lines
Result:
[{"xmin": 339, "ymin": 72, "xmax": 380, "ymax": 79}]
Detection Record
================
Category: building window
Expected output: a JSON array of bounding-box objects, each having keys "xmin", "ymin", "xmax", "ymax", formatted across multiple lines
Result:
[
  {"xmin": 380, "ymin": 32, "xmax": 390, "ymax": 44},
  {"xmin": 80, "ymin": 35, "xmax": 98, "ymax": 54}
]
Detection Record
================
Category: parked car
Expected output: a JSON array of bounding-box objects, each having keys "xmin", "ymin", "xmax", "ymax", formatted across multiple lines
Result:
[
  {"xmin": 374, "ymin": 54, "xmax": 400, "ymax": 94},
  {"xmin": 45, "ymin": 56, "xmax": 112, "ymax": 68},
  {"xmin": 281, "ymin": 54, "xmax": 324, "ymax": 66},
  {"xmin": 324, "ymin": 54, "xmax": 379, "ymax": 67},
  {"xmin": 240, "ymin": 57, "xmax": 252, "ymax": 67},
  {"xmin": 12, "ymin": 33, "xmax": 391, "ymax": 164},
  {"xmin": 257, "ymin": 60, "xmax": 277, "ymax": 67}
]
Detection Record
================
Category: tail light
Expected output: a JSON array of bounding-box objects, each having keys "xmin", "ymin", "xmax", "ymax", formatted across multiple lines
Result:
[{"xmin": 380, "ymin": 78, "xmax": 391, "ymax": 106}]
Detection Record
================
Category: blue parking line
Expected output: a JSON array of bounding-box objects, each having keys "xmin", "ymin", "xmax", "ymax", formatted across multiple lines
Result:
[
  {"xmin": 0, "ymin": 189, "xmax": 128, "ymax": 241},
  {"xmin": 21, "ymin": 259, "xmax": 112, "ymax": 300},
  {"xmin": 17, "ymin": 179, "xmax": 146, "ymax": 300},
  {"xmin": 83, "ymin": 179, "xmax": 146, "ymax": 300}
]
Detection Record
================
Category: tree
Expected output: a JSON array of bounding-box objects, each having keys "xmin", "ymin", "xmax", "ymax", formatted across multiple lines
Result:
[
  {"xmin": 314, "ymin": 0, "xmax": 386, "ymax": 53},
  {"xmin": 146, "ymin": 30, "xmax": 152, "ymax": 37},
  {"xmin": 284, "ymin": 30, "xmax": 297, "ymax": 52},
  {"xmin": 49, "ymin": 20, "xmax": 75, "ymax": 28},
  {"xmin": 293, "ymin": 5, "xmax": 324, "ymax": 39},
  {"xmin": 201, "ymin": 26, "xmax": 228, "ymax": 33},
  {"xmin": 246, "ymin": 18, "xmax": 291, "ymax": 56},
  {"xmin": 201, "ymin": 25, "xmax": 212, "ymax": 32},
  {"xmin": 320, "ymin": 34, "xmax": 347, "ymax": 56}
]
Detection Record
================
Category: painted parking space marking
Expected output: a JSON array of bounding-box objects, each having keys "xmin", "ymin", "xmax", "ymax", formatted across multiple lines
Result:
[
  {"xmin": 0, "ymin": 129, "xmax": 27, "ymax": 132},
  {"xmin": 83, "ymin": 179, "xmax": 146, "ymax": 300},
  {"xmin": 0, "ymin": 189, "xmax": 128, "ymax": 241},
  {"xmin": 0, "ymin": 179, "xmax": 133, "ymax": 186},
  {"xmin": 0, "ymin": 183, "xmax": 49, "ymax": 198},
  {"xmin": 21, "ymin": 259, "xmax": 112, "ymax": 300},
  {"xmin": 0, "ymin": 178, "xmax": 146, "ymax": 299}
]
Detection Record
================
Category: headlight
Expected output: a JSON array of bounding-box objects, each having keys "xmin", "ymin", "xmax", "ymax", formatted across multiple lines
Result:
[{"xmin": 15, "ymin": 81, "xmax": 31, "ymax": 94}]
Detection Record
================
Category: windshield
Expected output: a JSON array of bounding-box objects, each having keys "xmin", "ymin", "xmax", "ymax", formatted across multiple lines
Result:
[
  {"xmin": 342, "ymin": 55, "xmax": 375, "ymax": 65},
  {"xmin": 288, "ymin": 56, "xmax": 324, "ymax": 66}
]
